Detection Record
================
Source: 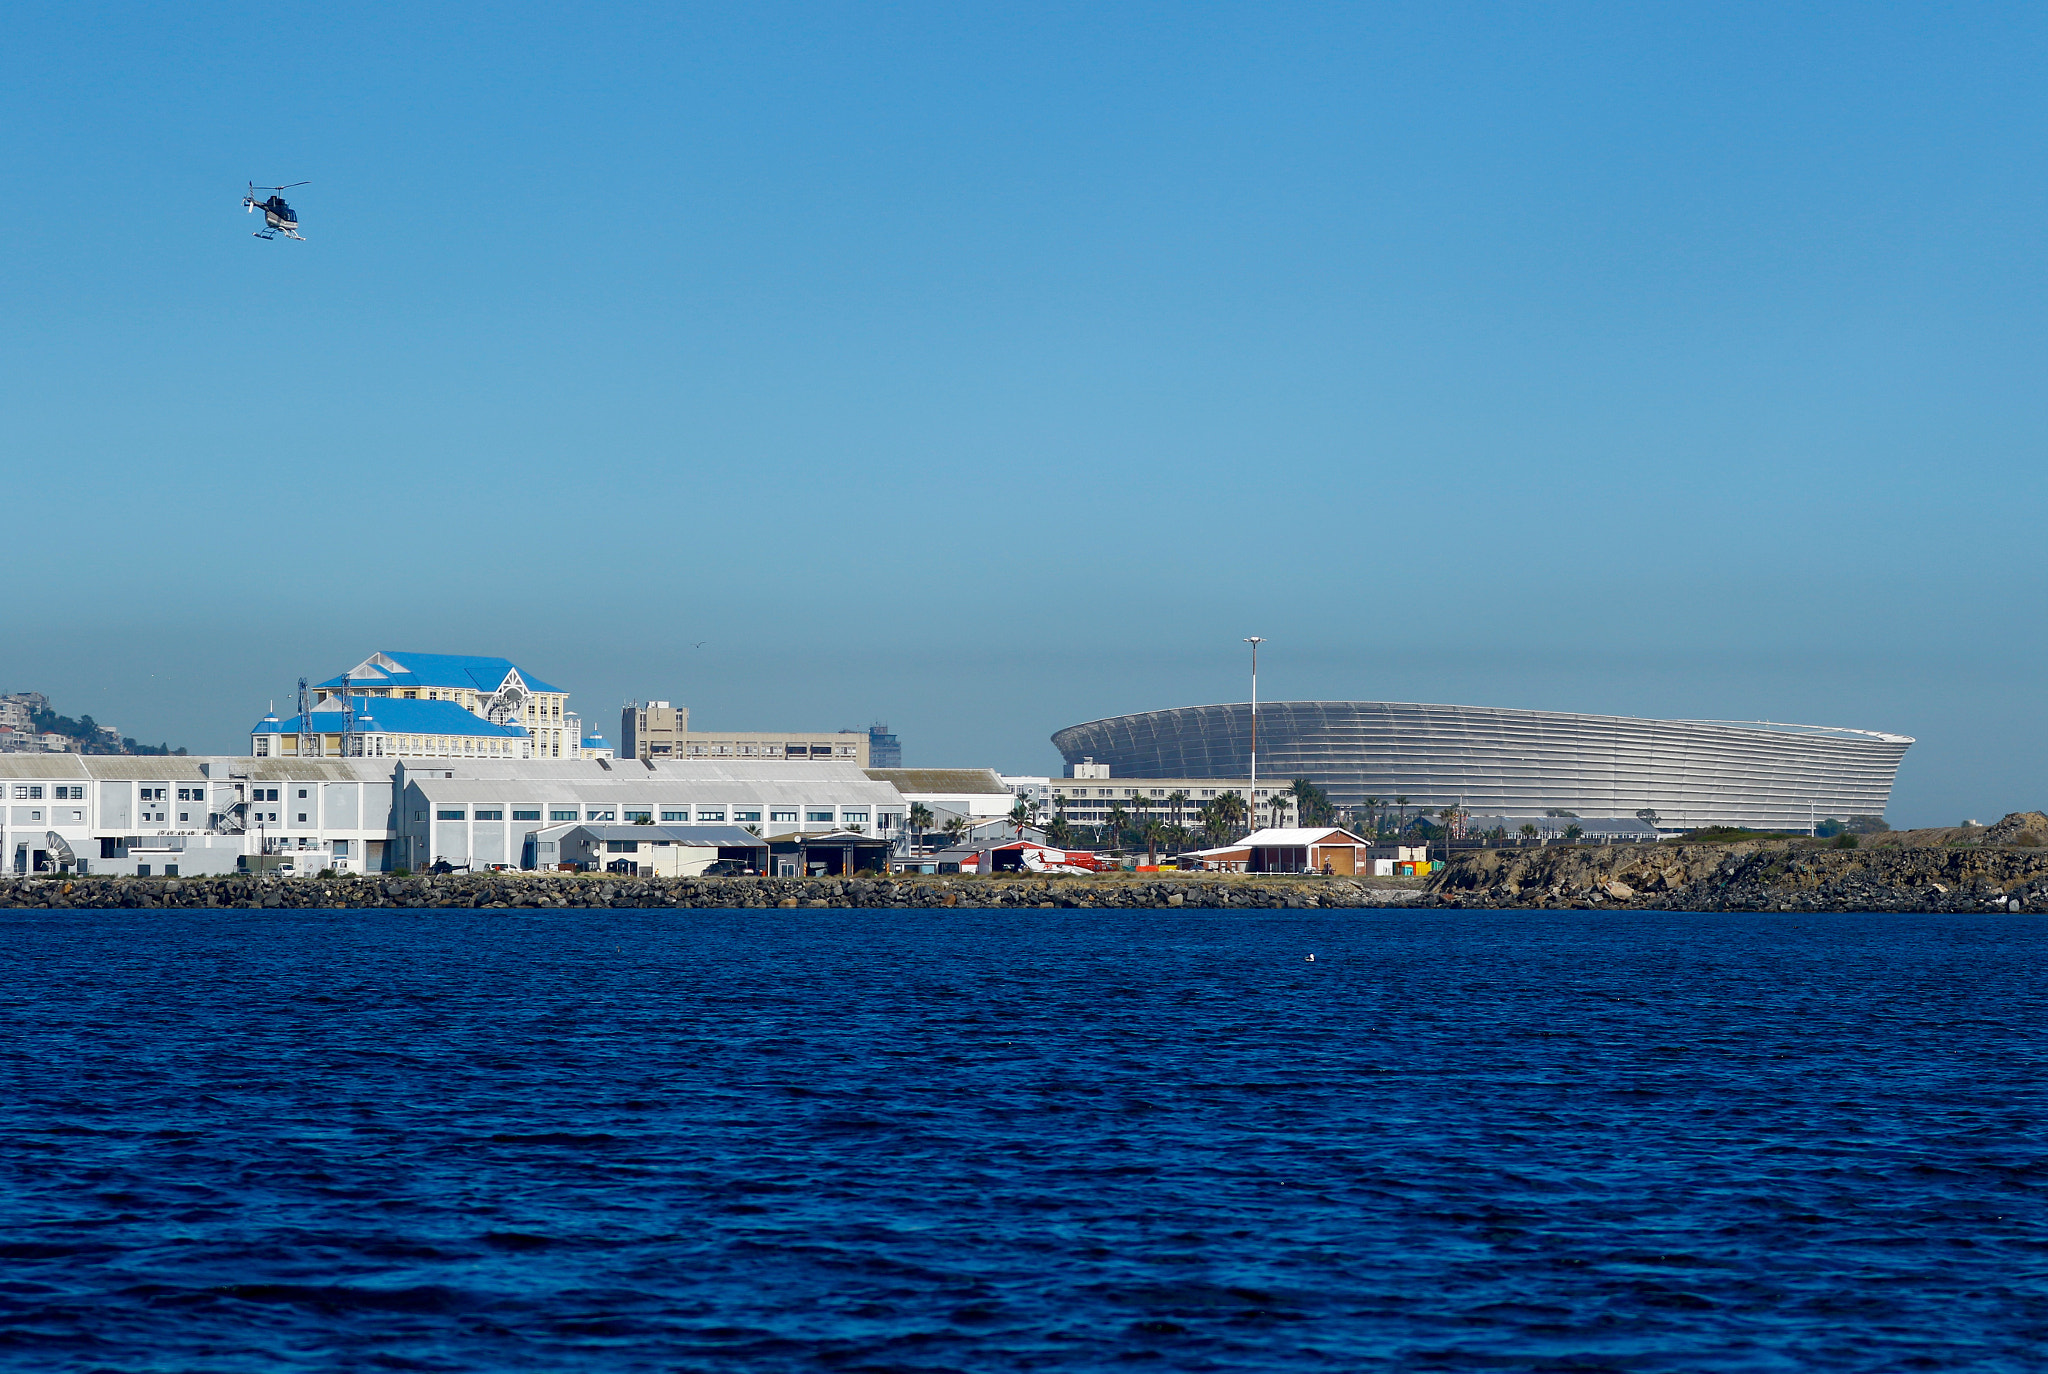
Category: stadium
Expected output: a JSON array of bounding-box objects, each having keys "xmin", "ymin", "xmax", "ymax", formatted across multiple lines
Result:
[{"xmin": 1051, "ymin": 702, "xmax": 1913, "ymax": 831}]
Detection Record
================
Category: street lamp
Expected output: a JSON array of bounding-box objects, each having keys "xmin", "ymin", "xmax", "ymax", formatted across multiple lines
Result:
[{"xmin": 1243, "ymin": 637, "xmax": 1265, "ymax": 787}]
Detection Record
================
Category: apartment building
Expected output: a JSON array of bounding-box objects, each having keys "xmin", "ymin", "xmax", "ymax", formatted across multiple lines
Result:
[{"xmin": 622, "ymin": 700, "xmax": 869, "ymax": 766}]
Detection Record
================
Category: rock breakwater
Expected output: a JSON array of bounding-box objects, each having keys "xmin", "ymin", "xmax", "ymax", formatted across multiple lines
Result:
[
  {"xmin": 1427, "ymin": 812, "xmax": 2048, "ymax": 912},
  {"xmin": 0, "ymin": 872, "xmax": 1424, "ymax": 911}
]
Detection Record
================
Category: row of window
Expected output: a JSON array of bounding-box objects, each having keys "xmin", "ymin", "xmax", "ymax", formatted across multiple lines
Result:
[
  {"xmin": 429, "ymin": 807, "xmax": 876, "ymax": 825},
  {"xmin": 11, "ymin": 785, "xmax": 85, "ymax": 800},
  {"xmin": 1051, "ymin": 787, "xmax": 1276, "ymax": 800}
]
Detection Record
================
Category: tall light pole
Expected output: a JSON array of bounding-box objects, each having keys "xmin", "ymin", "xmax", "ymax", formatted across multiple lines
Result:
[{"xmin": 1244, "ymin": 637, "xmax": 1264, "ymax": 788}]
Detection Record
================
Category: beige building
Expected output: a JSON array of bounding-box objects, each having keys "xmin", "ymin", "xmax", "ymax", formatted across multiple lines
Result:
[
  {"xmin": 1048, "ymin": 776, "xmax": 1298, "ymax": 829},
  {"xmin": 623, "ymin": 700, "xmax": 868, "ymax": 766}
]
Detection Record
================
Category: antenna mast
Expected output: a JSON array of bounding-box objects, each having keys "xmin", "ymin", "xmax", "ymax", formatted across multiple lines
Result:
[
  {"xmin": 297, "ymin": 677, "xmax": 316, "ymax": 758},
  {"xmin": 340, "ymin": 673, "xmax": 359, "ymax": 754}
]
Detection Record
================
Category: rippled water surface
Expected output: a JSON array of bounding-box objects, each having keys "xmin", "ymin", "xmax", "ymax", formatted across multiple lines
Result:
[{"xmin": 2, "ymin": 907, "xmax": 2045, "ymax": 1371}]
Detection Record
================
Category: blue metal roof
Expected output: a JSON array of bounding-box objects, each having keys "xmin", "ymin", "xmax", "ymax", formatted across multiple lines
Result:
[
  {"xmin": 252, "ymin": 697, "xmax": 527, "ymax": 738},
  {"xmin": 314, "ymin": 651, "xmax": 564, "ymax": 695}
]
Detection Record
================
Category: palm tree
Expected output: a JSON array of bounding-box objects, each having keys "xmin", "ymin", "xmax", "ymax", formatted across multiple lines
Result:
[
  {"xmin": 942, "ymin": 816, "xmax": 969, "ymax": 847},
  {"xmin": 908, "ymin": 801, "xmax": 934, "ymax": 854},
  {"xmin": 1394, "ymin": 796, "xmax": 1409, "ymax": 830},
  {"xmin": 1519, "ymin": 823, "xmax": 1539, "ymax": 844},
  {"xmin": 1167, "ymin": 790, "xmax": 1190, "ymax": 830},
  {"xmin": 1562, "ymin": 823, "xmax": 1584, "ymax": 843},
  {"xmin": 1265, "ymin": 791, "xmax": 1292, "ymax": 830},
  {"xmin": 1164, "ymin": 822, "xmax": 1189, "ymax": 861},
  {"xmin": 1008, "ymin": 796, "xmax": 1033, "ymax": 838},
  {"xmin": 1204, "ymin": 790, "xmax": 1248, "ymax": 844},
  {"xmin": 1436, "ymin": 804, "xmax": 1464, "ymax": 864},
  {"xmin": 1363, "ymin": 796, "xmax": 1383, "ymax": 838},
  {"xmin": 1104, "ymin": 801, "xmax": 1130, "ymax": 852},
  {"xmin": 1289, "ymin": 777, "xmax": 1334, "ymax": 828},
  {"xmin": 1046, "ymin": 815, "xmax": 1073, "ymax": 847},
  {"xmin": 1141, "ymin": 817, "xmax": 1166, "ymax": 865}
]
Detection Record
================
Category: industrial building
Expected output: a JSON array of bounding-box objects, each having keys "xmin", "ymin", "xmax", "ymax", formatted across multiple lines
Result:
[
  {"xmin": 4, "ymin": 753, "xmax": 399, "ymax": 877},
  {"xmin": 531, "ymin": 823, "xmax": 768, "ymax": 876},
  {"xmin": 393, "ymin": 759, "xmax": 903, "ymax": 872},
  {"xmin": 3, "ymin": 753, "xmax": 904, "ymax": 877},
  {"xmin": 1052, "ymin": 701, "xmax": 1912, "ymax": 832}
]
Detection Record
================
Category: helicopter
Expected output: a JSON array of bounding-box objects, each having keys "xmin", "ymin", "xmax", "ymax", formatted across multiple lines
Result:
[{"xmin": 244, "ymin": 181, "xmax": 308, "ymax": 240}]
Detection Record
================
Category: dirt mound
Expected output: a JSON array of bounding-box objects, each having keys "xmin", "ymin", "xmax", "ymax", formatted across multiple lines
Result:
[{"xmin": 1980, "ymin": 812, "xmax": 2048, "ymax": 847}]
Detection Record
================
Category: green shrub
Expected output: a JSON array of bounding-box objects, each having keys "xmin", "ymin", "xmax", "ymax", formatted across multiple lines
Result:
[
  {"xmin": 1830, "ymin": 832, "xmax": 1859, "ymax": 849},
  {"xmin": 393, "ymin": 867, "xmax": 412, "ymax": 877}
]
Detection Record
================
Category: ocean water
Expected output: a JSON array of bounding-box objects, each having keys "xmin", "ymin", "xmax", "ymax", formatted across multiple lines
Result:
[{"xmin": 1, "ymin": 907, "xmax": 2043, "ymax": 1372}]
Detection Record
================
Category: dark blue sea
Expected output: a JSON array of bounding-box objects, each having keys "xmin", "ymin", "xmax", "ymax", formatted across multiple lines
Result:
[{"xmin": 2, "ymin": 907, "xmax": 2044, "ymax": 1372}]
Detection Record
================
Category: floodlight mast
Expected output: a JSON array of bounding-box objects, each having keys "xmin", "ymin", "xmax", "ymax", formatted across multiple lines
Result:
[{"xmin": 1244, "ymin": 637, "xmax": 1265, "ymax": 788}]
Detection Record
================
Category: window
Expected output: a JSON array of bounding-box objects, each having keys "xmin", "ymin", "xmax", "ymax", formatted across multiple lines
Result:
[
  {"xmin": 255, "ymin": 738, "xmax": 270, "ymax": 756},
  {"xmin": 57, "ymin": 786, "xmax": 84, "ymax": 800},
  {"xmin": 696, "ymin": 809, "xmax": 725, "ymax": 822},
  {"xmin": 298, "ymin": 789, "xmax": 308, "ymax": 799},
  {"xmin": 733, "ymin": 809, "xmax": 760, "ymax": 823},
  {"xmin": 178, "ymin": 788, "xmax": 196, "ymax": 801},
  {"xmin": 332, "ymin": 840, "xmax": 349, "ymax": 857},
  {"xmin": 624, "ymin": 809, "xmax": 651, "ymax": 823},
  {"xmin": 264, "ymin": 788, "xmax": 280, "ymax": 801},
  {"xmin": 26, "ymin": 809, "xmax": 42, "ymax": 822},
  {"xmin": 806, "ymin": 810, "xmax": 834, "ymax": 823},
  {"xmin": 474, "ymin": 809, "xmax": 503, "ymax": 821},
  {"xmin": 437, "ymin": 809, "xmax": 465, "ymax": 820},
  {"xmin": 178, "ymin": 813, "xmax": 189, "ymax": 823},
  {"xmin": 550, "ymin": 808, "xmax": 577, "ymax": 821},
  {"xmin": 513, "ymin": 809, "xmax": 541, "ymax": 821},
  {"xmin": 586, "ymin": 809, "xmax": 615, "ymax": 822},
  {"xmin": 770, "ymin": 810, "xmax": 797, "ymax": 824},
  {"xmin": 15, "ymin": 785, "xmax": 40, "ymax": 800},
  {"xmin": 841, "ymin": 811, "xmax": 868, "ymax": 824},
  {"xmin": 660, "ymin": 809, "xmax": 688, "ymax": 822},
  {"xmin": 606, "ymin": 840, "xmax": 639, "ymax": 854},
  {"xmin": 297, "ymin": 813, "xmax": 309, "ymax": 824}
]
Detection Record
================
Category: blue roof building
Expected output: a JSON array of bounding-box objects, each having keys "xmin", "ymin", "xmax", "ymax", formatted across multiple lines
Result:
[
  {"xmin": 254, "ymin": 696, "xmax": 532, "ymax": 762},
  {"xmin": 297, "ymin": 651, "xmax": 578, "ymax": 760}
]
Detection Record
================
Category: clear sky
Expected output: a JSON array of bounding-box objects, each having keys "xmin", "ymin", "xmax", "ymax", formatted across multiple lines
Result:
[{"xmin": 4, "ymin": 3, "xmax": 2043, "ymax": 825}]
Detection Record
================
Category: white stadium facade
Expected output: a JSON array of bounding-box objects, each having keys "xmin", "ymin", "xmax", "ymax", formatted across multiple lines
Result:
[{"xmin": 1051, "ymin": 702, "xmax": 1913, "ymax": 831}]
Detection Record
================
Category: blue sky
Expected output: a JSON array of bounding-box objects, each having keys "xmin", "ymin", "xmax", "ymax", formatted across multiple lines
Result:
[{"xmin": 3, "ymin": 3, "xmax": 2043, "ymax": 825}]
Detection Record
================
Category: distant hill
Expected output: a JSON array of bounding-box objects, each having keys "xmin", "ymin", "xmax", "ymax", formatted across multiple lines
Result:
[{"xmin": 4, "ymin": 695, "xmax": 186, "ymax": 756}]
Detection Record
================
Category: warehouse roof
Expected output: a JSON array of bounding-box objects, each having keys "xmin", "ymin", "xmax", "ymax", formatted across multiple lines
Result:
[
  {"xmin": 551, "ymin": 824, "xmax": 767, "ymax": 848},
  {"xmin": 865, "ymin": 768, "xmax": 1009, "ymax": 795}
]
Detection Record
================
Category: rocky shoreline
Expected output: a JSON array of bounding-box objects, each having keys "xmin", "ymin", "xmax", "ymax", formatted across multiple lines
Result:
[
  {"xmin": 1424, "ymin": 812, "xmax": 2048, "ymax": 912},
  {"xmin": 9, "ymin": 813, "xmax": 2047, "ymax": 913},
  {"xmin": 0, "ymin": 872, "xmax": 1424, "ymax": 911}
]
